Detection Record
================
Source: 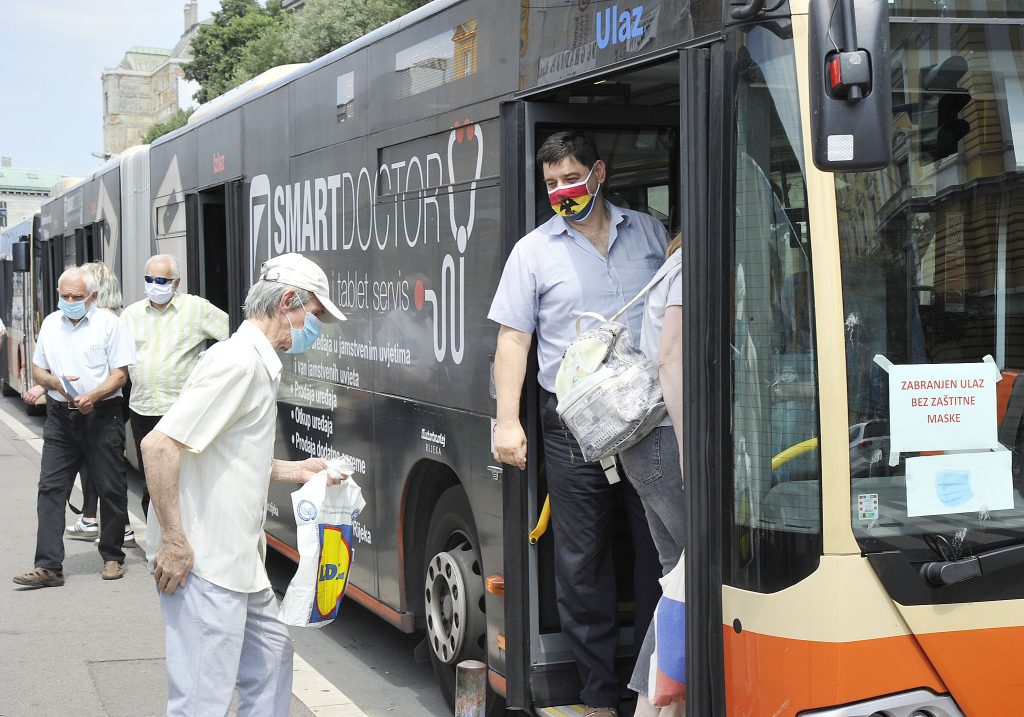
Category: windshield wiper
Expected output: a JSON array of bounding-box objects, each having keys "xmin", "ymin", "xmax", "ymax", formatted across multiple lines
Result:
[{"xmin": 920, "ymin": 543, "xmax": 1024, "ymax": 587}]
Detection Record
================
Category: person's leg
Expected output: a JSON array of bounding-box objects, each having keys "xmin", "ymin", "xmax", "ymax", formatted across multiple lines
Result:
[
  {"xmin": 129, "ymin": 410, "xmax": 162, "ymax": 519},
  {"xmin": 622, "ymin": 475, "xmax": 662, "ymax": 661},
  {"xmin": 160, "ymin": 574, "xmax": 248, "ymax": 716},
  {"xmin": 540, "ymin": 390, "xmax": 621, "ymax": 709},
  {"xmin": 236, "ymin": 587, "xmax": 295, "ymax": 717},
  {"xmin": 80, "ymin": 463, "xmax": 98, "ymax": 522},
  {"xmin": 620, "ymin": 428, "xmax": 686, "ymax": 575},
  {"xmin": 35, "ymin": 409, "xmax": 82, "ymax": 571},
  {"xmin": 86, "ymin": 405, "xmax": 127, "ymax": 565}
]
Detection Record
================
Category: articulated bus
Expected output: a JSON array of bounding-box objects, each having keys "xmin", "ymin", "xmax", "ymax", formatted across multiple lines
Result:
[{"xmin": 13, "ymin": 0, "xmax": 1024, "ymax": 714}]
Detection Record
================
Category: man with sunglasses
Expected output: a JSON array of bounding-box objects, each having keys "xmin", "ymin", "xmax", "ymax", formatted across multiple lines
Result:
[{"xmin": 120, "ymin": 254, "xmax": 228, "ymax": 519}]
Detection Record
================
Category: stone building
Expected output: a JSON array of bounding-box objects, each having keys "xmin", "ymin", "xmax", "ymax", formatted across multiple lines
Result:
[
  {"xmin": 101, "ymin": 2, "xmax": 203, "ymax": 155},
  {"xmin": 0, "ymin": 158, "xmax": 64, "ymax": 231}
]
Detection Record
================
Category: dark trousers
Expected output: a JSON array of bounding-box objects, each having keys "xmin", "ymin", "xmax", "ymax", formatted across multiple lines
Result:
[
  {"xmin": 540, "ymin": 389, "xmax": 662, "ymax": 707},
  {"xmin": 36, "ymin": 401, "xmax": 127, "ymax": 570},
  {"xmin": 129, "ymin": 409, "xmax": 162, "ymax": 520}
]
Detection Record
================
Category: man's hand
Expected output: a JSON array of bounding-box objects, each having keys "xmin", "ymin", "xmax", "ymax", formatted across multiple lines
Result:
[
  {"xmin": 153, "ymin": 534, "xmax": 194, "ymax": 594},
  {"xmin": 298, "ymin": 457, "xmax": 329, "ymax": 484},
  {"xmin": 22, "ymin": 384, "xmax": 45, "ymax": 405},
  {"xmin": 493, "ymin": 419, "xmax": 527, "ymax": 470},
  {"xmin": 74, "ymin": 390, "xmax": 97, "ymax": 414}
]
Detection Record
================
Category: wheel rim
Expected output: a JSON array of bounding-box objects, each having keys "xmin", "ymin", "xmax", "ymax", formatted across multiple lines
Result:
[{"xmin": 424, "ymin": 545, "xmax": 469, "ymax": 665}]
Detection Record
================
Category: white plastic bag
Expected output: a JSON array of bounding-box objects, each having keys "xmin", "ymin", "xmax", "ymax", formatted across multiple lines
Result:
[{"xmin": 278, "ymin": 458, "xmax": 366, "ymax": 627}]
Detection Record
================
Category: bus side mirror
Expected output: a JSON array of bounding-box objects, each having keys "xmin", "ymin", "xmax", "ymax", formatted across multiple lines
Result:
[
  {"xmin": 808, "ymin": 0, "xmax": 892, "ymax": 172},
  {"xmin": 12, "ymin": 239, "xmax": 30, "ymax": 273}
]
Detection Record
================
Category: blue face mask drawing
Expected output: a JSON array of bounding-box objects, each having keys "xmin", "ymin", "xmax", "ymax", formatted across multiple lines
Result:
[
  {"xmin": 286, "ymin": 304, "xmax": 322, "ymax": 354},
  {"xmin": 935, "ymin": 470, "xmax": 973, "ymax": 507},
  {"xmin": 58, "ymin": 297, "xmax": 87, "ymax": 321}
]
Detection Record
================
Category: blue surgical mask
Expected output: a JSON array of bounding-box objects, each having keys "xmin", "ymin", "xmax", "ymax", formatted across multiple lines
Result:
[
  {"xmin": 58, "ymin": 298, "xmax": 87, "ymax": 321},
  {"xmin": 286, "ymin": 305, "xmax": 322, "ymax": 354},
  {"xmin": 935, "ymin": 470, "xmax": 973, "ymax": 507}
]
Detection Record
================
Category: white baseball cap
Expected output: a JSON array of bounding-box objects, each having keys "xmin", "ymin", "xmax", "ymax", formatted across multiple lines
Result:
[{"xmin": 259, "ymin": 253, "xmax": 346, "ymax": 323}]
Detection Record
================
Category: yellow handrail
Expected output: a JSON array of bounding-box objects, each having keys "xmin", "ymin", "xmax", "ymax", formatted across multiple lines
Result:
[
  {"xmin": 771, "ymin": 437, "xmax": 819, "ymax": 471},
  {"xmin": 529, "ymin": 495, "xmax": 551, "ymax": 544}
]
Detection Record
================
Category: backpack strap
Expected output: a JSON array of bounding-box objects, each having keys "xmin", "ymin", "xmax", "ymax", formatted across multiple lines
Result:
[{"xmin": 608, "ymin": 251, "xmax": 681, "ymax": 324}]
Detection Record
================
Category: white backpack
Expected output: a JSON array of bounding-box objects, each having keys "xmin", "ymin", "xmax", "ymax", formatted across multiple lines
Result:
[{"xmin": 554, "ymin": 257, "xmax": 679, "ymax": 463}]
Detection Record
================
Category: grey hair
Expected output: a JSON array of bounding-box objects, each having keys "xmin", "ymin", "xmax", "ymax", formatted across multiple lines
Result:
[
  {"xmin": 58, "ymin": 267, "xmax": 98, "ymax": 295},
  {"xmin": 242, "ymin": 280, "xmax": 312, "ymax": 320},
  {"xmin": 81, "ymin": 261, "xmax": 122, "ymax": 310},
  {"xmin": 146, "ymin": 253, "xmax": 181, "ymax": 279}
]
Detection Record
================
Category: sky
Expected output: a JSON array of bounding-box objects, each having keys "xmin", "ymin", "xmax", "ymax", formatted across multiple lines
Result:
[{"xmin": 1, "ymin": 1, "xmax": 222, "ymax": 178}]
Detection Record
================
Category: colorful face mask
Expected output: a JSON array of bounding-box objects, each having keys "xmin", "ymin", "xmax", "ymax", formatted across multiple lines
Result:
[{"xmin": 547, "ymin": 165, "xmax": 601, "ymax": 221}]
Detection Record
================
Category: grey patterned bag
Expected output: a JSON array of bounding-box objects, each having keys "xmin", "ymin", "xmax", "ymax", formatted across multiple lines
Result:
[{"xmin": 554, "ymin": 260, "xmax": 676, "ymax": 463}]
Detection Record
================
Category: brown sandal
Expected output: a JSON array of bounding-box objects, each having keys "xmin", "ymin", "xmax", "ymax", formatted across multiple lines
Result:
[{"xmin": 12, "ymin": 567, "xmax": 65, "ymax": 588}]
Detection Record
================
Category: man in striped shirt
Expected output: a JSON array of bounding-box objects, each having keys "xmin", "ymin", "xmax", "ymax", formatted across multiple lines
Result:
[{"xmin": 121, "ymin": 254, "xmax": 228, "ymax": 518}]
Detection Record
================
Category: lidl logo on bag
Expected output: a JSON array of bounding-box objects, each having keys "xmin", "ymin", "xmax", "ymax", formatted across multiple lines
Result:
[{"xmin": 312, "ymin": 524, "xmax": 354, "ymax": 623}]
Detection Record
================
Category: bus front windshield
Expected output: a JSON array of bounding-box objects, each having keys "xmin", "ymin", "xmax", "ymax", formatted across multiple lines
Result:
[{"xmin": 837, "ymin": 20, "xmax": 1024, "ymax": 560}]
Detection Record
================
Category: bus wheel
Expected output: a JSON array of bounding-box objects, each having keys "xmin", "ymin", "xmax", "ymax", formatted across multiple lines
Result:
[{"xmin": 423, "ymin": 487, "xmax": 504, "ymax": 716}]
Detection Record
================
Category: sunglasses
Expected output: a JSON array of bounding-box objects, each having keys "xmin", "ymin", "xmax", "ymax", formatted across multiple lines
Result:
[{"xmin": 145, "ymin": 275, "xmax": 174, "ymax": 285}]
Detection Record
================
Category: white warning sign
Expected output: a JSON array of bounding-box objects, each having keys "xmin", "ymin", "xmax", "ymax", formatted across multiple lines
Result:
[{"xmin": 874, "ymin": 355, "xmax": 1003, "ymax": 465}]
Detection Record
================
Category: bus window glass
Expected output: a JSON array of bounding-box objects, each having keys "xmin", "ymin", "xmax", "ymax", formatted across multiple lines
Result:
[
  {"xmin": 839, "ymin": 22, "xmax": 1024, "ymax": 559},
  {"xmin": 889, "ymin": 0, "xmax": 1024, "ymax": 19},
  {"xmin": 336, "ymin": 71, "xmax": 355, "ymax": 122},
  {"xmin": 395, "ymin": 19, "xmax": 478, "ymax": 98},
  {"xmin": 728, "ymin": 23, "xmax": 823, "ymax": 593}
]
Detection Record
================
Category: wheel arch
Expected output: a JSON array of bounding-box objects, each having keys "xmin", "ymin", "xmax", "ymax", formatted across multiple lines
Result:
[{"xmin": 400, "ymin": 458, "xmax": 467, "ymax": 624}]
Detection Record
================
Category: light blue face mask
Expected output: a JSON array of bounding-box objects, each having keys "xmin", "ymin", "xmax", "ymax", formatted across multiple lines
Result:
[
  {"xmin": 286, "ymin": 304, "xmax": 322, "ymax": 354},
  {"xmin": 935, "ymin": 470, "xmax": 973, "ymax": 507},
  {"xmin": 58, "ymin": 297, "xmax": 87, "ymax": 321}
]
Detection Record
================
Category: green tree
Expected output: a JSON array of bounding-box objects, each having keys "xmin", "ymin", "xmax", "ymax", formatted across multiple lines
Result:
[
  {"xmin": 183, "ymin": 0, "xmax": 288, "ymax": 104},
  {"xmin": 285, "ymin": 0, "xmax": 433, "ymax": 63},
  {"xmin": 230, "ymin": 13, "xmax": 295, "ymax": 87},
  {"xmin": 141, "ymin": 108, "xmax": 195, "ymax": 145}
]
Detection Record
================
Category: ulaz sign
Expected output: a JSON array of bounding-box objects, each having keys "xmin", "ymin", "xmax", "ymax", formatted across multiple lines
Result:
[{"xmin": 596, "ymin": 4, "xmax": 645, "ymax": 49}]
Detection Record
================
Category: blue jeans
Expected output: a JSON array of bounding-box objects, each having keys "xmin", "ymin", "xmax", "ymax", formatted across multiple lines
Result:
[{"xmin": 619, "ymin": 426, "xmax": 684, "ymax": 693}]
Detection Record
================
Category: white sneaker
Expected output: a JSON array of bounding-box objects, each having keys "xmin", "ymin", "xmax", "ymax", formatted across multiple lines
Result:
[
  {"xmin": 94, "ymin": 529, "xmax": 137, "ymax": 549},
  {"xmin": 65, "ymin": 518, "xmax": 99, "ymax": 540}
]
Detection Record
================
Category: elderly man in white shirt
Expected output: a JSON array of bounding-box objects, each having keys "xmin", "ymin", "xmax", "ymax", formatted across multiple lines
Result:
[
  {"xmin": 141, "ymin": 253, "xmax": 347, "ymax": 717},
  {"xmin": 12, "ymin": 266, "xmax": 137, "ymax": 588}
]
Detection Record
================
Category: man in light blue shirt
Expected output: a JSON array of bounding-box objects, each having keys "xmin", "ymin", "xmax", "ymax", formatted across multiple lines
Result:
[{"xmin": 488, "ymin": 130, "xmax": 667, "ymax": 716}]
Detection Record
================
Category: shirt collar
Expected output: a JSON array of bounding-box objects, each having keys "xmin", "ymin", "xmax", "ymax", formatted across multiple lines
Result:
[
  {"xmin": 546, "ymin": 199, "xmax": 627, "ymax": 238},
  {"xmin": 237, "ymin": 320, "xmax": 283, "ymax": 381}
]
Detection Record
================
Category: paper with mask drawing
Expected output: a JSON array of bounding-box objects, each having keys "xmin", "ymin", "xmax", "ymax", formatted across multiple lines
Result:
[{"xmin": 905, "ymin": 451, "xmax": 1013, "ymax": 517}]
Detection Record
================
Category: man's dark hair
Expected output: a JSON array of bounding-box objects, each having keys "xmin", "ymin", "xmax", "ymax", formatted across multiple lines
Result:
[{"xmin": 536, "ymin": 130, "xmax": 600, "ymax": 169}]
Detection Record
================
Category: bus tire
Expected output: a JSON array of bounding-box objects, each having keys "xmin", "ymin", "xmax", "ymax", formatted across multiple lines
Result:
[{"xmin": 423, "ymin": 486, "xmax": 505, "ymax": 716}]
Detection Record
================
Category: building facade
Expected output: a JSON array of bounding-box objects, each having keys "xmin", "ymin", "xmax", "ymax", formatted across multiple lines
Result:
[
  {"xmin": 0, "ymin": 158, "xmax": 64, "ymax": 230},
  {"xmin": 101, "ymin": 1, "xmax": 202, "ymax": 155}
]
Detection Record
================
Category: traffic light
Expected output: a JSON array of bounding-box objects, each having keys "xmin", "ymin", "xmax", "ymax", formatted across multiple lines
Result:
[{"xmin": 917, "ymin": 55, "xmax": 972, "ymax": 162}]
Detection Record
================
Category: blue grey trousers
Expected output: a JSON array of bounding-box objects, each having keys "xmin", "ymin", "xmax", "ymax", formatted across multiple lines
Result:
[
  {"xmin": 159, "ymin": 573, "xmax": 294, "ymax": 716},
  {"xmin": 619, "ymin": 426, "xmax": 684, "ymax": 694}
]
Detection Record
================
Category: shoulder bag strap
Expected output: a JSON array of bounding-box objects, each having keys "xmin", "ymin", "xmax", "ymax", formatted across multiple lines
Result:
[{"xmin": 607, "ymin": 252, "xmax": 681, "ymax": 323}]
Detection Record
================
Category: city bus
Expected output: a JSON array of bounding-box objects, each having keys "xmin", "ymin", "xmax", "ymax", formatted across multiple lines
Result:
[{"xmin": 24, "ymin": 0, "xmax": 1024, "ymax": 714}]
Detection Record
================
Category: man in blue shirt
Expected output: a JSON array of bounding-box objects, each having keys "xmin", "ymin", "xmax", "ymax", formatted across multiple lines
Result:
[{"xmin": 488, "ymin": 130, "xmax": 667, "ymax": 717}]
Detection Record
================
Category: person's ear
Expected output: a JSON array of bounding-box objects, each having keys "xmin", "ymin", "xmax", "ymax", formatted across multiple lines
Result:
[{"xmin": 592, "ymin": 160, "xmax": 607, "ymax": 186}]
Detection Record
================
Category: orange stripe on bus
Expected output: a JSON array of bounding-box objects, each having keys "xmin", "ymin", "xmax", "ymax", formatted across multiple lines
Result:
[
  {"xmin": 915, "ymin": 626, "xmax": 1024, "ymax": 716},
  {"xmin": 723, "ymin": 627, "xmax": 945, "ymax": 716}
]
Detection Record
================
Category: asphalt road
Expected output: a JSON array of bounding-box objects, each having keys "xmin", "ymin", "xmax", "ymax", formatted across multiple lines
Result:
[{"xmin": 0, "ymin": 393, "xmax": 451, "ymax": 717}]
